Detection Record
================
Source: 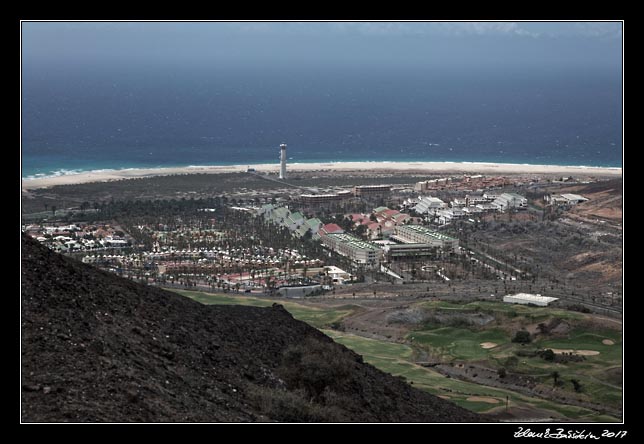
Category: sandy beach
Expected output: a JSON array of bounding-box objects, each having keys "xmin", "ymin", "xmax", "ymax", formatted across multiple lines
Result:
[{"xmin": 21, "ymin": 161, "xmax": 622, "ymax": 190}]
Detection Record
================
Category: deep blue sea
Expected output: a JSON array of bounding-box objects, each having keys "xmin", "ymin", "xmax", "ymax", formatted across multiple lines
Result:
[{"xmin": 21, "ymin": 63, "xmax": 622, "ymax": 179}]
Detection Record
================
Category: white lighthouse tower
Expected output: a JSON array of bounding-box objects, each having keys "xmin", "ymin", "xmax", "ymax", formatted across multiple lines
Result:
[{"xmin": 279, "ymin": 143, "xmax": 287, "ymax": 179}]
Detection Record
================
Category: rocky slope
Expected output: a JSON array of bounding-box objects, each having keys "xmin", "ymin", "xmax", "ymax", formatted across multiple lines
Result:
[{"xmin": 21, "ymin": 235, "xmax": 483, "ymax": 422}]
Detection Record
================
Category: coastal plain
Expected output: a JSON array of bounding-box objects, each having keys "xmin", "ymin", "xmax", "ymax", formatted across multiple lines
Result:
[{"xmin": 21, "ymin": 161, "xmax": 621, "ymax": 190}]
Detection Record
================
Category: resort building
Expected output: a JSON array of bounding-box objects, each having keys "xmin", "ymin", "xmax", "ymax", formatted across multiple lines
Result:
[
  {"xmin": 295, "ymin": 218, "xmax": 323, "ymax": 239},
  {"xmin": 390, "ymin": 225, "xmax": 459, "ymax": 250},
  {"xmin": 503, "ymin": 293, "xmax": 559, "ymax": 307},
  {"xmin": 318, "ymin": 223, "xmax": 345, "ymax": 237},
  {"xmin": 491, "ymin": 193, "xmax": 528, "ymax": 211},
  {"xmin": 415, "ymin": 175, "xmax": 510, "ymax": 193},
  {"xmin": 545, "ymin": 193, "xmax": 589, "ymax": 206},
  {"xmin": 348, "ymin": 213, "xmax": 371, "ymax": 227},
  {"xmin": 300, "ymin": 192, "xmax": 351, "ymax": 208},
  {"xmin": 259, "ymin": 205, "xmax": 322, "ymax": 239},
  {"xmin": 383, "ymin": 243, "xmax": 441, "ymax": 260},
  {"xmin": 428, "ymin": 208, "xmax": 466, "ymax": 225},
  {"xmin": 323, "ymin": 265, "xmax": 353, "ymax": 284},
  {"xmin": 412, "ymin": 196, "xmax": 447, "ymax": 214},
  {"xmin": 414, "ymin": 178, "xmax": 449, "ymax": 192},
  {"xmin": 319, "ymin": 232, "xmax": 383, "ymax": 267},
  {"xmin": 451, "ymin": 195, "xmax": 492, "ymax": 208},
  {"xmin": 285, "ymin": 211, "xmax": 305, "ymax": 231},
  {"xmin": 267, "ymin": 206, "xmax": 291, "ymax": 225}
]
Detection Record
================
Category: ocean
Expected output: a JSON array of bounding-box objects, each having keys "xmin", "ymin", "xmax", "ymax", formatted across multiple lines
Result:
[{"xmin": 21, "ymin": 63, "xmax": 622, "ymax": 179}]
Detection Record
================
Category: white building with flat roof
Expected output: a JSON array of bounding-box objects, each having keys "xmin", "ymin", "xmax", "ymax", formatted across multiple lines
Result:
[
  {"xmin": 323, "ymin": 265, "xmax": 352, "ymax": 283},
  {"xmin": 545, "ymin": 193, "xmax": 589, "ymax": 206},
  {"xmin": 413, "ymin": 196, "xmax": 447, "ymax": 214},
  {"xmin": 391, "ymin": 225, "xmax": 459, "ymax": 250},
  {"xmin": 503, "ymin": 293, "xmax": 558, "ymax": 307},
  {"xmin": 492, "ymin": 193, "xmax": 528, "ymax": 211},
  {"xmin": 560, "ymin": 194, "xmax": 588, "ymax": 204},
  {"xmin": 319, "ymin": 232, "xmax": 383, "ymax": 267}
]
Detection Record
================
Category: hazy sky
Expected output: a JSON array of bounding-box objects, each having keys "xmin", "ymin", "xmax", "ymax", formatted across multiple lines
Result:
[{"xmin": 22, "ymin": 21, "xmax": 622, "ymax": 70}]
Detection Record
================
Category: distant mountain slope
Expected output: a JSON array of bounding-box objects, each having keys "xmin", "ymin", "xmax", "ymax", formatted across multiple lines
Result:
[{"xmin": 21, "ymin": 235, "xmax": 483, "ymax": 422}]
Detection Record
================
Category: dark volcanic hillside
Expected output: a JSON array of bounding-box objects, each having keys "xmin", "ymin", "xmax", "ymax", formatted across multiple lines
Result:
[{"xmin": 21, "ymin": 235, "xmax": 482, "ymax": 423}]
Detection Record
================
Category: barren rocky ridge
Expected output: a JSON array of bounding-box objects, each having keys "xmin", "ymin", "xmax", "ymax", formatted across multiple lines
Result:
[{"xmin": 21, "ymin": 235, "xmax": 482, "ymax": 422}]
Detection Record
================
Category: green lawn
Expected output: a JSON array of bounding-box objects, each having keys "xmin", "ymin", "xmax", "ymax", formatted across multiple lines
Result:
[
  {"xmin": 532, "ymin": 328, "xmax": 622, "ymax": 407},
  {"xmin": 173, "ymin": 289, "xmax": 354, "ymax": 329},
  {"xmin": 409, "ymin": 303, "xmax": 622, "ymax": 412},
  {"xmin": 176, "ymin": 291, "xmax": 273, "ymax": 307},
  {"xmin": 538, "ymin": 329, "xmax": 622, "ymax": 362},
  {"xmin": 323, "ymin": 329, "xmax": 617, "ymax": 420},
  {"xmin": 409, "ymin": 327, "xmax": 510, "ymax": 361}
]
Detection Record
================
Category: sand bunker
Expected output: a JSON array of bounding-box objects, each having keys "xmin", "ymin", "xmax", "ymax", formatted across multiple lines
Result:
[
  {"xmin": 551, "ymin": 348, "xmax": 600, "ymax": 356},
  {"xmin": 466, "ymin": 396, "xmax": 500, "ymax": 404},
  {"xmin": 602, "ymin": 339, "xmax": 615, "ymax": 345},
  {"xmin": 480, "ymin": 342, "xmax": 498, "ymax": 349},
  {"xmin": 438, "ymin": 395, "xmax": 451, "ymax": 400}
]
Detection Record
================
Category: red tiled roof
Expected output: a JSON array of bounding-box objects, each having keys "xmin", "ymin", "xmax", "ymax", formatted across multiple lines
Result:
[{"xmin": 321, "ymin": 223, "xmax": 344, "ymax": 234}]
